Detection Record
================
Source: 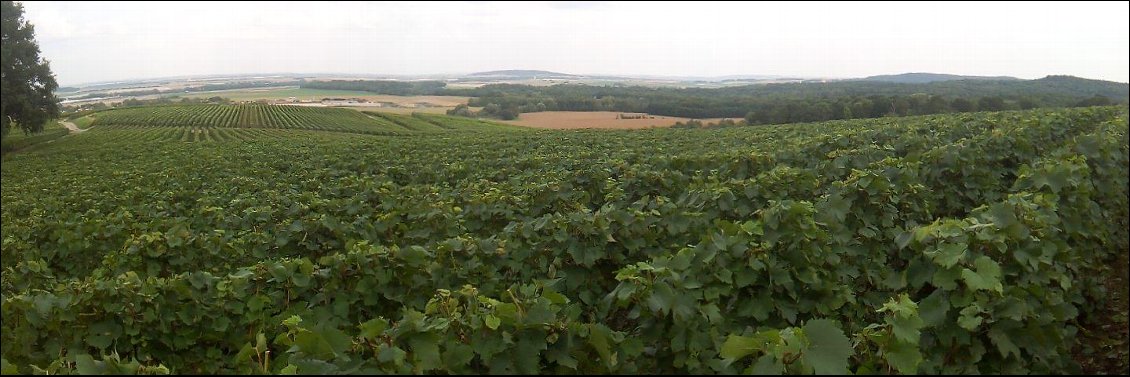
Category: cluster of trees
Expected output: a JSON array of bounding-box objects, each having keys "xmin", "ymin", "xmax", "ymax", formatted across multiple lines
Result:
[
  {"xmin": 290, "ymin": 75, "xmax": 1127, "ymax": 124},
  {"xmin": 667, "ymin": 94, "xmax": 1117, "ymax": 130},
  {"xmin": 446, "ymin": 103, "xmax": 520, "ymax": 120},
  {"xmin": 671, "ymin": 119, "xmax": 740, "ymax": 129},
  {"xmin": 301, "ymin": 80, "xmax": 447, "ymax": 96},
  {"xmin": 445, "ymin": 77, "xmax": 1127, "ymax": 121}
]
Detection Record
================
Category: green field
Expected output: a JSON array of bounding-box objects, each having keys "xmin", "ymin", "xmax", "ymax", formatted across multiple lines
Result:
[
  {"xmin": 0, "ymin": 121, "xmax": 70, "ymax": 155},
  {"xmin": 70, "ymin": 114, "xmax": 97, "ymax": 129},
  {"xmin": 85, "ymin": 104, "xmax": 526, "ymax": 136},
  {"xmin": 1, "ymin": 106, "xmax": 1127, "ymax": 374}
]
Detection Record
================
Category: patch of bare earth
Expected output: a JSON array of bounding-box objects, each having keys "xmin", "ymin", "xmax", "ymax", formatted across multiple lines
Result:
[
  {"xmin": 1074, "ymin": 250, "xmax": 1130, "ymax": 374},
  {"xmin": 60, "ymin": 121, "xmax": 87, "ymax": 133}
]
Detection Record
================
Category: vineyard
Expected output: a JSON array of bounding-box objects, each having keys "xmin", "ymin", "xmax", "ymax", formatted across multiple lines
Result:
[
  {"xmin": 1, "ymin": 106, "xmax": 1127, "ymax": 374},
  {"xmin": 84, "ymin": 104, "xmax": 525, "ymax": 136}
]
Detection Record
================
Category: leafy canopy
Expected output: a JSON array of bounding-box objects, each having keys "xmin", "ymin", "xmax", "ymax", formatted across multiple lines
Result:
[{"xmin": 2, "ymin": 0, "xmax": 60, "ymax": 136}]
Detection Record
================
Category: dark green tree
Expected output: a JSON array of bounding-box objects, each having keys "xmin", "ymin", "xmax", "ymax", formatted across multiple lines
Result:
[
  {"xmin": 1017, "ymin": 96, "xmax": 1039, "ymax": 110},
  {"xmin": 446, "ymin": 104, "xmax": 475, "ymax": 117},
  {"xmin": 924, "ymin": 95, "xmax": 950, "ymax": 114},
  {"xmin": 951, "ymin": 98, "xmax": 977, "ymax": 112},
  {"xmin": 1074, "ymin": 95, "xmax": 1113, "ymax": 107},
  {"xmin": 978, "ymin": 96, "xmax": 1006, "ymax": 111},
  {"xmin": 2, "ymin": 0, "xmax": 60, "ymax": 136}
]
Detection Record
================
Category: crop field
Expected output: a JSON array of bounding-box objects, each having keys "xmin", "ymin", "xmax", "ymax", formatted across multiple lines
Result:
[
  {"xmin": 0, "ymin": 106, "xmax": 1127, "ymax": 374},
  {"xmin": 502, "ymin": 111, "xmax": 739, "ymax": 129},
  {"xmin": 81, "ymin": 104, "xmax": 525, "ymax": 137}
]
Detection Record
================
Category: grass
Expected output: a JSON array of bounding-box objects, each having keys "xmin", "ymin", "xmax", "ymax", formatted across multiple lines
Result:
[
  {"xmin": 1, "ymin": 121, "xmax": 71, "ymax": 155},
  {"xmin": 72, "ymin": 115, "xmax": 97, "ymax": 129}
]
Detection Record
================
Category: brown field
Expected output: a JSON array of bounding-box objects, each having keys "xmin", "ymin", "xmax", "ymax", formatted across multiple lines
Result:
[{"xmin": 500, "ymin": 111, "xmax": 739, "ymax": 130}]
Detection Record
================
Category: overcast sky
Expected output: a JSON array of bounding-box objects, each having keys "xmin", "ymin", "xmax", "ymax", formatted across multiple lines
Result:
[{"xmin": 19, "ymin": 1, "xmax": 1130, "ymax": 86}]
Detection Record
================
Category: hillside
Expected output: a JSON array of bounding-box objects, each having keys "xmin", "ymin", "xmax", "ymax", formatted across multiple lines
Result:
[{"xmin": 2, "ymin": 106, "xmax": 1127, "ymax": 374}]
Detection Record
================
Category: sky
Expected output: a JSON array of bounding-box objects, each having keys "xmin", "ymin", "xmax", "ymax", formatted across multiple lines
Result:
[{"xmin": 18, "ymin": 1, "xmax": 1130, "ymax": 86}]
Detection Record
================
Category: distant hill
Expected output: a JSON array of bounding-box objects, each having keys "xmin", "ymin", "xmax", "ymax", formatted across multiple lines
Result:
[
  {"xmin": 862, "ymin": 72, "xmax": 1021, "ymax": 83},
  {"xmin": 735, "ymin": 75, "xmax": 1127, "ymax": 102},
  {"xmin": 1022, "ymin": 75, "xmax": 1130, "ymax": 100},
  {"xmin": 464, "ymin": 70, "xmax": 579, "ymax": 79}
]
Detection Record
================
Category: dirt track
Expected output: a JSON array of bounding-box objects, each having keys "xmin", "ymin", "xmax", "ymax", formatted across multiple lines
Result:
[{"xmin": 60, "ymin": 121, "xmax": 87, "ymax": 133}]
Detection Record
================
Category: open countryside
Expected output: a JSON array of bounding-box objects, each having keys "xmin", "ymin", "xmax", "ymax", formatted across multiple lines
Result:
[
  {"xmin": 180, "ymin": 88, "xmax": 472, "ymax": 109},
  {"xmin": 2, "ymin": 1, "xmax": 1128, "ymax": 375}
]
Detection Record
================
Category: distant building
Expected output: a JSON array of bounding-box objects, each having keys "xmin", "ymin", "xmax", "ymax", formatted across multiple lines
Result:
[{"xmin": 320, "ymin": 97, "xmax": 370, "ymax": 106}]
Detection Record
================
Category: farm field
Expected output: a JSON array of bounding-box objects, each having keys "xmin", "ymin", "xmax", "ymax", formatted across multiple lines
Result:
[
  {"xmin": 77, "ymin": 104, "xmax": 525, "ymax": 136},
  {"xmin": 502, "ymin": 111, "xmax": 739, "ymax": 129},
  {"xmin": 0, "ymin": 106, "xmax": 1127, "ymax": 374}
]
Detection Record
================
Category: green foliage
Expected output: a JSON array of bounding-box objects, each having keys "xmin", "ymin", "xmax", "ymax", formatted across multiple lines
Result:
[
  {"xmin": 1, "ymin": 106, "xmax": 1127, "ymax": 374},
  {"xmin": 84, "ymin": 104, "xmax": 526, "ymax": 138},
  {"xmin": 0, "ymin": 120, "xmax": 68, "ymax": 154},
  {"xmin": 1, "ymin": 0, "xmax": 61, "ymax": 136},
  {"xmin": 721, "ymin": 319, "xmax": 852, "ymax": 374},
  {"xmin": 444, "ymin": 77, "xmax": 1128, "ymax": 120}
]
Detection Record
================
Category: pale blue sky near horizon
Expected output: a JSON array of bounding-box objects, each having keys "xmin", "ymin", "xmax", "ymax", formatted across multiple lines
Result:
[{"xmin": 18, "ymin": 1, "xmax": 1130, "ymax": 86}]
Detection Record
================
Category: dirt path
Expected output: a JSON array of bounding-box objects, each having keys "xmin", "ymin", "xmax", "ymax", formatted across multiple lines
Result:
[{"xmin": 60, "ymin": 120, "xmax": 87, "ymax": 133}]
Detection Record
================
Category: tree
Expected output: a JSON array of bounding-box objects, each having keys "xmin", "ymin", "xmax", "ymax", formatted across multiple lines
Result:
[
  {"xmin": 951, "ymin": 98, "xmax": 976, "ymax": 112},
  {"xmin": 497, "ymin": 107, "xmax": 519, "ymax": 120},
  {"xmin": 977, "ymin": 96, "xmax": 1005, "ymax": 112},
  {"xmin": 744, "ymin": 111, "xmax": 759, "ymax": 126},
  {"xmin": 1074, "ymin": 95, "xmax": 1112, "ymax": 107},
  {"xmin": 923, "ymin": 95, "xmax": 950, "ymax": 114},
  {"xmin": 1017, "ymin": 96, "xmax": 1039, "ymax": 110},
  {"xmin": 446, "ymin": 104, "xmax": 474, "ymax": 117},
  {"xmin": 2, "ymin": 0, "xmax": 60, "ymax": 136}
]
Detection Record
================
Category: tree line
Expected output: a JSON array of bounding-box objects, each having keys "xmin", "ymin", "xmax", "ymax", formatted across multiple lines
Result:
[
  {"xmin": 302, "ymin": 76, "xmax": 1128, "ymax": 123},
  {"xmin": 445, "ymin": 77, "xmax": 1127, "ymax": 122}
]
